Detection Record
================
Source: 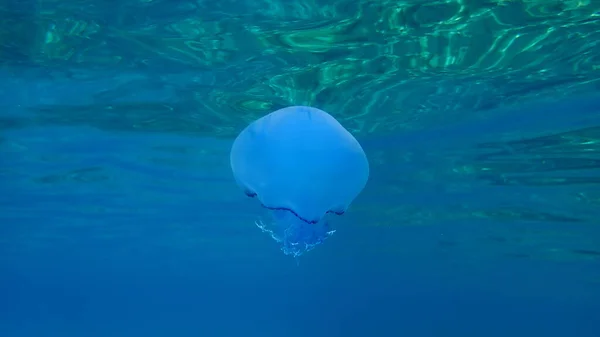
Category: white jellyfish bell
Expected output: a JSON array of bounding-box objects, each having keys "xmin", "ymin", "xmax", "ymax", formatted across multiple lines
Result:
[{"xmin": 230, "ymin": 106, "xmax": 369, "ymax": 257}]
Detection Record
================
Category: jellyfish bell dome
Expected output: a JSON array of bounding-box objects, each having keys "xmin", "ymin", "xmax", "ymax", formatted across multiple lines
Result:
[{"xmin": 230, "ymin": 106, "xmax": 369, "ymax": 256}]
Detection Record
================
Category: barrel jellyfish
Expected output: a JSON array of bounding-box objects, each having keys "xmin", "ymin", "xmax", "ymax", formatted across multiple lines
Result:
[{"xmin": 230, "ymin": 106, "xmax": 369, "ymax": 257}]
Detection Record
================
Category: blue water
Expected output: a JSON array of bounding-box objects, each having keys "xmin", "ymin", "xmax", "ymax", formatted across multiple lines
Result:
[
  {"xmin": 2, "ymin": 92, "xmax": 600, "ymax": 336},
  {"xmin": 2, "ymin": 2, "xmax": 600, "ymax": 336}
]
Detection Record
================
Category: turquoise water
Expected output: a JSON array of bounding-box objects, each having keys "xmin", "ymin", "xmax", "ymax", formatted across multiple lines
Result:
[{"xmin": 2, "ymin": 1, "xmax": 600, "ymax": 336}]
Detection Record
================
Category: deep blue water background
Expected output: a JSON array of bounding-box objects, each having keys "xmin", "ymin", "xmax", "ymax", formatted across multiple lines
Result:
[
  {"xmin": 2, "ymin": 1, "xmax": 600, "ymax": 335},
  {"xmin": 2, "ymin": 82, "xmax": 600, "ymax": 336}
]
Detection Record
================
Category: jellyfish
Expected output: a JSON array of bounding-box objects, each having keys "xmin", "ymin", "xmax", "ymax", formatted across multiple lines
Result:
[{"xmin": 230, "ymin": 106, "xmax": 369, "ymax": 257}]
